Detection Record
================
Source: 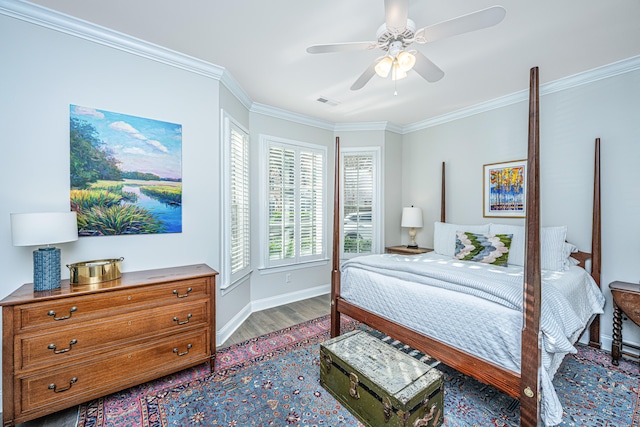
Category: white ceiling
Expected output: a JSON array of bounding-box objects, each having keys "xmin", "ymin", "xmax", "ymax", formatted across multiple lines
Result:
[{"xmin": 24, "ymin": 0, "xmax": 640, "ymax": 126}]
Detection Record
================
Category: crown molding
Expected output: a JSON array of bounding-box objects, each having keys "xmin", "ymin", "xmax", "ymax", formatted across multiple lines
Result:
[
  {"xmin": 403, "ymin": 55, "xmax": 640, "ymax": 133},
  {"xmin": 0, "ymin": 0, "xmax": 228, "ymax": 81},
  {"xmin": 3, "ymin": 0, "xmax": 639, "ymax": 135},
  {"xmin": 334, "ymin": 121, "xmax": 403, "ymax": 134},
  {"xmin": 219, "ymin": 72, "xmax": 253, "ymax": 111},
  {"xmin": 250, "ymin": 102, "xmax": 335, "ymax": 131}
]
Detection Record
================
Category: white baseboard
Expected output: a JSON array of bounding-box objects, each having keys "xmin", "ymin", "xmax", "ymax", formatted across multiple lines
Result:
[
  {"xmin": 251, "ymin": 283, "xmax": 330, "ymax": 313},
  {"xmin": 216, "ymin": 284, "xmax": 330, "ymax": 347},
  {"xmin": 216, "ymin": 302, "xmax": 252, "ymax": 347}
]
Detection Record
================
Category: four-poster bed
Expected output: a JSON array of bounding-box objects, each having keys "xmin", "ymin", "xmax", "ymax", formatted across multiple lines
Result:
[{"xmin": 330, "ymin": 67, "xmax": 604, "ymax": 426}]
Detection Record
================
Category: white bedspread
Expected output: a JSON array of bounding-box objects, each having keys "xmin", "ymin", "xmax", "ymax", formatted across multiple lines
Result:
[{"xmin": 340, "ymin": 252, "xmax": 605, "ymax": 426}]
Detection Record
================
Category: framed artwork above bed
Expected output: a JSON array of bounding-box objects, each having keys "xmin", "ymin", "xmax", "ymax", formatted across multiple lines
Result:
[{"xmin": 483, "ymin": 159, "xmax": 526, "ymax": 218}]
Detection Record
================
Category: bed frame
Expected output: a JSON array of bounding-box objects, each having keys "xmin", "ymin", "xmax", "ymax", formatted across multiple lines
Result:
[{"xmin": 330, "ymin": 67, "xmax": 602, "ymax": 427}]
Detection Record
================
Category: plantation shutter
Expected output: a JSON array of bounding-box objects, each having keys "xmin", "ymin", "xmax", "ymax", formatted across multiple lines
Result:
[
  {"xmin": 265, "ymin": 138, "xmax": 325, "ymax": 267},
  {"xmin": 299, "ymin": 150, "xmax": 323, "ymax": 257},
  {"xmin": 268, "ymin": 145, "xmax": 296, "ymax": 261},
  {"xmin": 230, "ymin": 124, "xmax": 250, "ymax": 275},
  {"xmin": 343, "ymin": 152, "xmax": 375, "ymax": 255}
]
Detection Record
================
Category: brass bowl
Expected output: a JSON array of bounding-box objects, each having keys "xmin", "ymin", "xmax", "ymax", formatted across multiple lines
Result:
[{"xmin": 67, "ymin": 258, "xmax": 124, "ymax": 284}]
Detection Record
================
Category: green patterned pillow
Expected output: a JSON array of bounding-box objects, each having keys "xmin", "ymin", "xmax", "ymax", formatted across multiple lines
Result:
[{"xmin": 454, "ymin": 231, "xmax": 513, "ymax": 266}]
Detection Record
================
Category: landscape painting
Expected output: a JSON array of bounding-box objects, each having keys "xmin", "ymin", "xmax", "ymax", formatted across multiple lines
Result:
[
  {"xmin": 483, "ymin": 159, "xmax": 526, "ymax": 218},
  {"xmin": 70, "ymin": 105, "xmax": 182, "ymax": 236}
]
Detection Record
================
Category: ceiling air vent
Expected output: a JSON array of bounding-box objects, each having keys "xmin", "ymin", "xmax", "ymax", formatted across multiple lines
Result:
[{"xmin": 316, "ymin": 96, "xmax": 340, "ymax": 107}]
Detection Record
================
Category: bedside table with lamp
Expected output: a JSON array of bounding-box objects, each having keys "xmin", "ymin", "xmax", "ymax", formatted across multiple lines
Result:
[{"xmin": 387, "ymin": 206, "xmax": 433, "ymax": 255}]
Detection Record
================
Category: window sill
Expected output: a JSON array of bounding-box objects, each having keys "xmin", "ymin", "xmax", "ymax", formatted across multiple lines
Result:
[
  {"xmin": 220, "ymin": 270, "xmax": 252, "ymax": 296},
  {"xmin": 258, "ymin": 258, "xmax": 329, "ymax": 275}
]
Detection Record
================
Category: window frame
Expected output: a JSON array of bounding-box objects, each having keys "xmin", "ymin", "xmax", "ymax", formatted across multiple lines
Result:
[
  {"xmin": 341, "ymin": 146, "xmax": 382, "ymax": 259},
  {"xmin": 259, "ymin": 134, "xmax": 327, "ymax": 270},
  {"xmin": 220, "ymin": 110, "xmax": 251, "ymax": 291}
]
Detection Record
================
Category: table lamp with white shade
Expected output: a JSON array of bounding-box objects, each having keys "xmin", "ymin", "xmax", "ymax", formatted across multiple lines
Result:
[
  {"xmin": 11, "ymin": 212, "xmax": 78, "ymax": 291},
  {"xmin": 401, "ymin": 206, "xmax": 423, "ymax": 249}
]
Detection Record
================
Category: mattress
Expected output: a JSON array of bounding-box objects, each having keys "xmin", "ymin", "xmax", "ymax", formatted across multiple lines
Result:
[{"xmin": 340, "ymin": 252, "xmax": 605, "ymax": 426}]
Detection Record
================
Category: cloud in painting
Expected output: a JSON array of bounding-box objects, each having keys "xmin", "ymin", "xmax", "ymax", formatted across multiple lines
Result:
[
  {"xmin": 109, "ymin": 120, "xmax": 169, "ymax": 153},
  {"xmin": 72, "ymin": 105, "xmax": 105, "ymax": 119},
  {"xmin": 146, "ymin": 140, "xmax": 169, "ymax": 153},
  {"xmin": 109, "ymin": 121, "xmax": 146, "ymax": 140}
]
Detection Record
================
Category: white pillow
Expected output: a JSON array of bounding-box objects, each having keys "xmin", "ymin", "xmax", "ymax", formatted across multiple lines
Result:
[
  {"xmin": 433, "ymin": 222, "xmax": 490, "ymax": 257},
  {"xmin": 540, "ymin": 226, "xmax": 568, "ymax": 271},
  {"xmin": 489, "ymin": 224, "xmax": 568, "ymax": 271},
  {"xmin": 562, "ymin": 242, "xmax": 579, "ymax": 269}
]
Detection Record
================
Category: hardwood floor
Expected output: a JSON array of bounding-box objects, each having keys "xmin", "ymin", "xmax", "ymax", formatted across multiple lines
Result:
[
  {"xmin": 7, "ymin": 294, "xmax": 330, "ymax": 427},
  {"xmin": 220, "ymin": 293, "xmax": 330, "ymax": 347}
]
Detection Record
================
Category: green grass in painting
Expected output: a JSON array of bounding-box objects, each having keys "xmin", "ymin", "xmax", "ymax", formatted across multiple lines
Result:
[
  {"xmin": 76, "ymin": 205, "xmax": 165, "ymax": 235},
  {"xmin": 70, "ymin": 189, "xmax": 123, "ymax": 211},
  {"xmin": 71, "ymin": 180, "xmax": 180, "ymax": 236},
  {"xmin": 140, "ymin": 185, "xmax": 182, "ymax": 205}
]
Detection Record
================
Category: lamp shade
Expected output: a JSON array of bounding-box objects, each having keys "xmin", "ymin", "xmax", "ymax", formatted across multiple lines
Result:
[
  {"xmin": 11, "ymin": 212, "xmax": 78, "ymax": 247},
  {"xmin": 375, "ymin": 56, "xmax": 393, "ymax": 78},
  {"xmin": 401, "ymin": 207, "xmax": 423, "ymax": 228},
  {"xmin": 396, "ymin": 51, "xmax": 416, "ymax": 72}
]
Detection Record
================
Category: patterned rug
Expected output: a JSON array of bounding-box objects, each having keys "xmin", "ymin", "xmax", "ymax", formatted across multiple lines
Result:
[{"xmin": 77, "ymin": 315, "xmax": 640, "ymax": 427}]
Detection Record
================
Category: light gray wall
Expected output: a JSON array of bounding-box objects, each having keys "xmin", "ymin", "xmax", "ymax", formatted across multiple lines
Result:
[
  {"xmin": 402, "ymin": 69, "xmax": 640, "ymax": 351},
  {"xmin": 383, "ymin": 131, "xmax": 404, "ymax": 247},
  {"xmin": 0, "ymin": 14, "xmax": 222, "ymax": 292}
]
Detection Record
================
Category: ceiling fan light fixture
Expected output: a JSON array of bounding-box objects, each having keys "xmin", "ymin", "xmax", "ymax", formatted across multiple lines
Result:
[
  {"xmin": 396, "ymin": 50, "xmax": 416, "ymax": 72},
  {"xmin": 374, "ymin": 56, "xmax": 393, "ymax": 78},
  {"xmin": 391, "ymin": 62, "xmax": 407, "ymax": 81}
]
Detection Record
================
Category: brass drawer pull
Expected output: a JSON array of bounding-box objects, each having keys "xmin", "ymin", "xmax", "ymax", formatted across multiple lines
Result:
[
  {"xmin": 48, "ymin": 339, "xmax": 78, "ymax": 354},
  {"xmin": 173, "ymin": 313, "xmax": 193, "ymax": 325},
  {"xmin": 172, "ymin": 287, "xmax": 192, "ymax": 298},
  {"xmin": 47, "ymin": 307, "xmax": 77, "ymax": 321},
  {"xmin": 173, "ymin": 343, "xmax": 193, "ymax": 356},
  {"xmin": 48, "ymin": 377, "xmax": 77, "ymax": 393}
]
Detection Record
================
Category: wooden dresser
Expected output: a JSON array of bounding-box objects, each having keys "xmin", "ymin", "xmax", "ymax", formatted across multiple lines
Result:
[{"xmin": 1, "ymin": 263, "xmax": 217, "ymax": 427}]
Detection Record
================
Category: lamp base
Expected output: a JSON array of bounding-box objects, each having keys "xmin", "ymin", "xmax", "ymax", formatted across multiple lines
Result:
[
  {"xmin": 406, "ymin": 245, "xmax": 419, "ymax": 249},
  {"xmin": 33, "ymin": 247, "xmax": 61, "ymax": 291}
]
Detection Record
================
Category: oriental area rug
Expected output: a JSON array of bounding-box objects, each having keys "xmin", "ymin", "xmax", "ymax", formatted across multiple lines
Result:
[{"xmin": 77, "ymin": 315, "xmax": 639, "ymax": 427}]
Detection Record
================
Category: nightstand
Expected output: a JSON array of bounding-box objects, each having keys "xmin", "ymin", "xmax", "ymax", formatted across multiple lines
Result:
[
  {"xmin": 609, "ymin": 281, "xmax": 640, "ymax": 365},
  {"xmin": 385, "ymin": 246, "xmax": 433, "ymax": 255}
]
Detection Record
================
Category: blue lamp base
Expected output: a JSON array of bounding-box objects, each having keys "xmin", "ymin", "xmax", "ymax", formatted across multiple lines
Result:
[{"xmin": 33, "ymin": 247, "xmax": 61, "ymax": 291}]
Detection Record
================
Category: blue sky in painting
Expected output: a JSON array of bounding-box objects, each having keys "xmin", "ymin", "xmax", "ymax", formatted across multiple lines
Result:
[{"xmin": 70, "ymin": 105, "xmax": 182, "ymax": 180}]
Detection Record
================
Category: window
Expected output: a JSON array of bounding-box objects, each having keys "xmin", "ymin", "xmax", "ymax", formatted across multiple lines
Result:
[
  {"xmin": 342, "ymin": 148, "xmax": 381, "ymax": 257},
  {"xmin": 221, "ymin": 112, "xmax": 250, "ymax": 290},
  {"xmin": 261, "ymin": 135, "xmax": 326, "ymax": 268}
]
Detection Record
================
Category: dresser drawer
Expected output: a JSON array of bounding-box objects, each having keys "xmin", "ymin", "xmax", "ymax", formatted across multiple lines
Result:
[
  {"xmin": 17, "ymin": 299, "xmax": 210, "ymax": 371},
  {"xmin": 15, "ymin": 277, "xmax": 210, "ymax": 332},
  {"xmin": 18, "ymin": 328, "xmax": 209, "ymax": 414}
]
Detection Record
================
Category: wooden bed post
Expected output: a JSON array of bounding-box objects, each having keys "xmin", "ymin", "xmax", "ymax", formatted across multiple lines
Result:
[
  {"xmin": 441, "ymin": 162, "xmax": 446, "ymax": 223},
  {"xmin": 520, "ymin": 66, "xmax": 542, "ymax": 427},
  {"xmin": 330, "ymin": 137, "xmax": 341, "ymax": 338},
  {"xmin": 589, "ymin": 138, "xmax": 602, "ymax": 348}
]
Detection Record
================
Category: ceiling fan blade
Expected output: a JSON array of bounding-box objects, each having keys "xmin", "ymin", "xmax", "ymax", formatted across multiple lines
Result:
[
  {"xmin": 384, "ymin": 0, "xmax": 409, "ymax": 32},
  {"xmin": 350, "ymin": 59, "xmax": 380, "ymax": 91},
  {"xmin": 306, "ymin": 42, "xmax": 376, "ymax": 54},
  {"xmin": 412, "ymin": 51, "xmax": 444, "ymax": 83},
  {"xmin": 416, "ymin": 5, "xmax": 506, "ymax": 43}
]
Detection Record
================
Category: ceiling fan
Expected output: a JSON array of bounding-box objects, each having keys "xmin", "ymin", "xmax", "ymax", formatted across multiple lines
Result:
[{"xmin": 306, "ymin": 0, "xmax": 506, "ymax": 90}]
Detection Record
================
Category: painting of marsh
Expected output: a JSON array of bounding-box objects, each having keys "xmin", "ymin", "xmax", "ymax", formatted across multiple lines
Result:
[{"xmin": 70, "ymin": 105, "xmax": 182, "ymax": 236}]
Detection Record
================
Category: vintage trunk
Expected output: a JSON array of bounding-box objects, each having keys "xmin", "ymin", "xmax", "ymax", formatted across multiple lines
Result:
[{"xmin": 320, "ymin": 330, "xmax": 444, "ymax": 427}]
